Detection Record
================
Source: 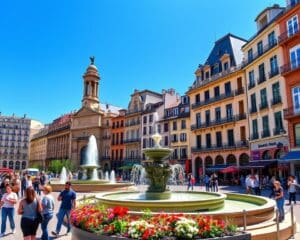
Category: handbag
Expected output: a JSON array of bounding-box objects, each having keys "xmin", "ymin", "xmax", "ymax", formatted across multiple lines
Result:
[{"xmin": 36, "ymin": 198, "xmax": 44, "ymax": 223}]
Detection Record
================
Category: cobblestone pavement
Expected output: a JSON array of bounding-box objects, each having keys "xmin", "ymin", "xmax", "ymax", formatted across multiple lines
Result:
[{"xmin": 1, "ymin": 185, "xmax": 299, "ymax": 239}]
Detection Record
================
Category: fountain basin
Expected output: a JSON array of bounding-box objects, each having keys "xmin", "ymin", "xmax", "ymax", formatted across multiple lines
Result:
[
  {"xmin": 142, "ymin": 148, "xmax": 172, "ymax": 162},
  {"xmin": 98, "ymin": 191, "xmax": 226, "ymax": 212}
]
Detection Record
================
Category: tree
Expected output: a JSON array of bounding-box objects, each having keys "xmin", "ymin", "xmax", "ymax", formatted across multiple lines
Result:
[{"xmin": 47, "ymin": 159, "xmax": 77, "ymax": 174}]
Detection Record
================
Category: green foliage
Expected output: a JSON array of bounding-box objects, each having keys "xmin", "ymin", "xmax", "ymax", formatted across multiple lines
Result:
[
  {"xmin": 29, "ymin": 163, "xmax": 42, "ymax": 170},
  {"xmin": 47, "ymin": 159, "xmax": 77, "ymax": 173},
  {"xmin": 226, "ymin": 224, "xmax": 238, "ymax": 233},
  {"xmin": 141, "ymin": 209, "xmax": 152, "ymax": 220}
]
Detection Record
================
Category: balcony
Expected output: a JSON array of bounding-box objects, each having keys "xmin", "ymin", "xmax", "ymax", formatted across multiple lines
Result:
[
  {"xmin": 271, "ymin": 96, "xmax": 282, "ymax": 106},
  {"xmin": 125, "ymin": 109, "xmax": 142, "ymax": 116},
  {"xmin": 191, "ymin": 141, "xmax": 249, "ymax": 153},
  {"xmin": 243, "ymin": 41, "xmax": 278, "ymax": 66},
  {"xmin": 171, "ymin": 139, "xmax": 178, "ymax": 143},
  {"xmin": 191, "ymin": 91, "xmax": 235, "ymax": 109},
  {"xmin": 284, "ymin": 106, "xmax": 300, "ymax": 119},
  {"xmin": 280, "ymin": 60, "xmax": 300, "ymax": 75},
  {"xmin": 124, "ymin": 157, "xmax": 141, "ymax": 165},
  {"xmin": 250, "ymin": 133, "xmax": 259, "ymax": 140},
  {"xmin": 235, "ymin": 87, "xmax": 245, "ymax": 96},
  {"xmin": 259, "ymin": 102, "xmax": 269, "ymax": 111},
  {"xmin": 123, "ymin": 138, "xmax": 141, "ymax": 144},
  {"xmin": 236, "ymin": 113, "xmax": 247, "ymax": 121},
  {"xmin": 249, "ymin": 107, "xmax": 257, "ymax": 114},
  {"xmin": 248, "ymin": 81, "xmax": 256, "ymax": 90},
  {"xmin": 268, "ymin": 68, "xmax": 279, "ymax": 79},
  {"xmin": 125, "ymin": 120, "xmax": 140, "ymax": 127},
  {"xmin": 261, "ymin": 129, "xmax": 270, "ymax": 138},
  {"xmin": 191, "ymin": 115, "xmax": 239, "ymax": 131},
  {"xmin": 101, "ymin": 156, "xmax": 111, "ymax": 160},
  {"xmin": 278, "ymin": 29, "xmax": 300, "ymax": 45},
  {"xmin": 257, "ymin": 75, "xmax": 266, "ymax": 85},
  {"xmin": 273, "ymin": 128, "xmax": 286, "ymax": 136}
]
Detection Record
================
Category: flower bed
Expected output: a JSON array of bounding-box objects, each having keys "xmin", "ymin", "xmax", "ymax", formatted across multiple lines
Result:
[{"xmin": 71, "ymin": 205, "xmax": 251, "ymax": 240}]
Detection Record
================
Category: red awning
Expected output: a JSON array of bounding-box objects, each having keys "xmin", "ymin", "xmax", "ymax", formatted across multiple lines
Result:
[
  {"xmin": 0, "ymin": 168, "xmax": 13, "ymax": 173},
  {"xmin": 220, "ymin": 166, "xmax": 239, "ymax": 173}
]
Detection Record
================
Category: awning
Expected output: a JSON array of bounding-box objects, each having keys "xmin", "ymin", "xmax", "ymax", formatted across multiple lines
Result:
[
  {"xmin": 206, "ymin": 164, "xmax": 232, "ymax": 172},
  {"xmin": 220, "ymin": 166, "xmax": 239, "ymax": 173},
  {"xmin": 280, "ymin": 151, "xmax": 300, "ymax": 161},
  {"xmin": 239, "ymin": 160, "xmax": 277, "ymax": 169}
]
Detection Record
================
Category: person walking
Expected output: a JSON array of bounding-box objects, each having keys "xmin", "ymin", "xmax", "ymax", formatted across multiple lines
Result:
[
  {"xmin": 287, "ymin": 175, "xmax": 297, "ymax": 205},
  {"xmin": 190, "ymin": 175, "xmax": 196, "ymax": 191},
  {"xmin": 273, "ymin": 181, "xmax": 285, "ymax": 222},
  {"xmin": 18, "ymin": 186, "xmax": 42, "ymax": 240},
  {"xmin": 41, "ymin": 185, "xmax": 55, "ymax": 240},
  {"xmin": 33, "ymin": 175, "xmax": 41, "ymax": 196},
  {"xmin": 187, "ymin": 174, "xmax": 192, "ymax": 191},
  {"xmin": 204, "ymin": 174, "xmax": 210, "ymax": 192},
  {"xmin": 52, "ymin": 181, "xmax": 76, "ymax": 237},
  {"xmin": 21, "ymin": 173, "xmax": 27, "ymax": 197},
  {"xmin": 0, "ymin": 185, "xmax": 18, "ymax": 237}
]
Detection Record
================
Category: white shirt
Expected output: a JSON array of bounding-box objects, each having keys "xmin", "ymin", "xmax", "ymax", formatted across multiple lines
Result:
[
  {"xmin": 1, "ymin": 192, "xmax": 18, "ymax": 208},
  {"xmin": 26, "ymin": 180, "xmax": 32, "ymax": 188},
  {"xmin": 289, "ymin": 180, "xmax": 297, "ymax": 193}
]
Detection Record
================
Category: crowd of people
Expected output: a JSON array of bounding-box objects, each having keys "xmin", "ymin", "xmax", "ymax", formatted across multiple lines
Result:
[{"xmin": 0, "ymin": 172, "xmax": 76, "ymax": 240}]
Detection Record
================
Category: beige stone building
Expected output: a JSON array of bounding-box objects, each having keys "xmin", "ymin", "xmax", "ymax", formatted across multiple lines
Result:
[
  {"xmin": 242, "ymin": 5, "xmax": 289, "ymax": 174},
  {"xmin": 29, "ymin": 126, "xmax": 48, "ymax": 168},
  {"xmin": 187, "ymin": 34, "xmax": 250, "ymax": 179}
]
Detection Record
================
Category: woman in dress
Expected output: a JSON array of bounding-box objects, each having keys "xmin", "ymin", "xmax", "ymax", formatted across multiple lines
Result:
[{"xmin": 18, "ymin": 186, "xmax": 42, "ymax": 240}]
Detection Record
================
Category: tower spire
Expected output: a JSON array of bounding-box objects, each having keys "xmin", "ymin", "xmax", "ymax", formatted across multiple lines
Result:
[{"xmin": 82, "ymin": 57, "xmax": 100, "ymax": 111}]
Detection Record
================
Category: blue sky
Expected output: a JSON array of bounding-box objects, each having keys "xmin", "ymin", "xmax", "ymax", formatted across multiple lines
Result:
[{"xmin": 0, "ymin": 0, "xmax": 285, "ymax": 123}]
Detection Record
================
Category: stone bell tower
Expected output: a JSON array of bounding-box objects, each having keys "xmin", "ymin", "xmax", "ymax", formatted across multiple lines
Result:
[{"xmin": 82, "ymin": 56, "xmax": 100, "ymax": 111}]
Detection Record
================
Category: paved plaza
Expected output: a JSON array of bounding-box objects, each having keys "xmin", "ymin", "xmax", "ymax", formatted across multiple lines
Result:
[{"xmin": 0, "ymin": 185, "xmax": 299, "ymax": 240}]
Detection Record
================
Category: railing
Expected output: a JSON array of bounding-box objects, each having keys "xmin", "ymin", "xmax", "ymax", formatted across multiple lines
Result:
[
  {"xmin": 191, "ymin": 141, "xmax": 249, "ymax": 153},
  {"xmin": 250, "ymin": 133, "xmax": 259, "ymax": 140},
  {"xmin": 191, "ymin": 91, "xmax": 235, "ymax": 109},
  {"xmin": 248, "ymin": 81, "xmax": 256, "ymax": 90},
  {"xmin": 125, "ymin": 109, "xmax": 142, "ymax": 116},
  {"xmin": 249, "ymin": 107, "xmax": 257, "ymax": 114},
  {"xmin": 284, "ymin": 106, "xmax": 300, "ymax": 118},
  {"xmin": 280, "ymin": 59, "xmax": 300, "ymax": 75},
  {"xmin": 273, "ymin": 128, "xmax": 286, "ymax": 136},
  {"xmin": 271, "ymin": 96, "xmax": 282, "ymax": 106},
  {"xmin": 191, "ymin": 115, "xmax": 238, "ymax": 130},
  {"xmin": 123, "ymin": 138, "xmax": 141, "ymax": 144},
  {"xmin": 244, "ymin": 41, "xmax": 277, "ymax": 66},
  {"xmin": 257, "ymin": 75, "xmax": 266, "ymax": 84},
  {"xmin": 125, "ymin": 120, "xmax": 140, "ymax": 127},
  {"xmin": 278, "ymin": 28, "xmax": 300, "ymax": 44},
  {"xmin": 261, "ymin": 129, "xmax": 270, "ymax": 138},
  {"xmin": 235, "ymin": 87, "xmax": 245, "ymax": 96},
  {"xmin": 259, "ymin": 102, "xmax": 269, "ymax": 110},
  {"xmin": 268, "ymin": 68, "xmax": 279, "ymax": 78}
]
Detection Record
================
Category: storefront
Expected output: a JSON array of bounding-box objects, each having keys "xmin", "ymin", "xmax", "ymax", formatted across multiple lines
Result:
[
  {"xmin": 250, "ymin": 137, "xmax": 289, "ymax": 177},
  {"xmin": 281, "ymin": 150, "xmax": 300, "ymax": 182}
]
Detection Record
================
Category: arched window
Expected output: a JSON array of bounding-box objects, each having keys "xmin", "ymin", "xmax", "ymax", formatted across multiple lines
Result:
[
  {"xmin": 15, "ymin": 161, "xmax": 20, "ymax": 170},
  {"xmin": 226, "ymin": 154, "xmax": 237, "ymax": 166},
  {"xmin": 8, "ymin": 161, "xmax": 14, "ymax": 169},
  {"xmin": 21, "ymin": 161, "xmax": 27, "ymax": 170},
  {"xmin": 239, "ymin": 153, "xmax": 249, "ymax": 166},
  {"xmin": 215, "ymin": 155, "xmax": 224, "ymax": 165},
  {"xmin": 262, "ymin": 150, "xmax": 272, "ymax": 160}
]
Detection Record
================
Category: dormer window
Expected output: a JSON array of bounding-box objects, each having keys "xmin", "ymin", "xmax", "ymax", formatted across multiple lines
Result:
[
  {"xmin": 223, "ymin": 62, "xmax": 229, "ymax": 71},
  {"xmin": 205, "ymin": 71, "xmax": 210, "ymax": 79}
]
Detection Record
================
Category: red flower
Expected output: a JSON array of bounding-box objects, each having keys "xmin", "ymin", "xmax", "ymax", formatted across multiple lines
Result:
[{"xmin": 112, "ymin": 206, "xmax": 129, "ymax": 217}]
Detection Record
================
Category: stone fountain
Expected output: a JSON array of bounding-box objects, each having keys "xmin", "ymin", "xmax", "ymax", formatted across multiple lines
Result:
[{"xmin": 80, "ymin": 135, "xmax": 99, "ymax": 180}]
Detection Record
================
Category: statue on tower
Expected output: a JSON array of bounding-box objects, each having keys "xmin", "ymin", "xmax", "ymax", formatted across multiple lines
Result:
[{"xmin": 90, "ymin": 56, "xmax": 95, "ymax": 65}]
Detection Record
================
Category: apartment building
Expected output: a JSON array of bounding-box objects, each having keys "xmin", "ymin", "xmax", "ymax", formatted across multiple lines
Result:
[
  {"xmin": 277, "ymin": 0, "xmax": 300, "ymax": 178},
  {"xmin": 187, "ymin": 34, "xmax": 250, "ymax": 178},
  {"xmin": 29, "ymin": 126, "xmax": 48, "ymax": 168},
  {"xmin": 242, "ymin": 4, "xmax": 289, "ymax": 176}
]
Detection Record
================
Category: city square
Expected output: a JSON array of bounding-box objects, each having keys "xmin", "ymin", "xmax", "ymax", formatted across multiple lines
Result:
[{"xmin": 1, "ymin": 0, "xmax": 300, "ymax": 239}]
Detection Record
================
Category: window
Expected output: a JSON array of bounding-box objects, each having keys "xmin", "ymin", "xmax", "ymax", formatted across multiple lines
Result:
[
  {"xmin": 205, "ymin": 110, "xmax": 210, "ymax": 125},
  {"xmin": 290, "ymin": 46, "xmax": 300, "ymax": 69},
  {"xmin": 287, "ymin": 15, "xmax": 299, "ymax": 37},
  {"xmin": 223, "ymin": 62, "xmax": 229, "ymax": 70},
  {"xmin": 248, "ymin": 49, "xmax": 253, "ymax": 62},
  {"xmin": 193, "ymin": 113, "xmax": 201, "ymax": 128},
  {"xmin": 181, "ymin": 120, "xmax": 186, "ymax": 129},
  {"xmin": 274, "ymin": 111, "xmax": 283, "ymax": 132},
  {"xmin": 272, "ymin": 82, "xmax": 281, "ymax": 103},
  {"xmin": 252, "ymin": 119, "xmax": 258, "ymax": 139},
  {"xmin": 206, "ymin": 134, "xmax": 211, "ymax": 148},
  {"xmin": 143, "ymin": 116, "xmax": 147, "ymax": 124},
  {"xmin": 181, "ymin": 148, "xmax": 187, "ymax": 158},
  {"xmin": 249, "ymin": 70, "xmax": 255, "ymax": 87},
  {"xmin": 295, "ymin": 124, "xmax": 300, "ymax": 146},
  {"xmin": 260, "ymin": 88, "xmax": 268, "ymax": 108},
  {"xmin": 142, "ymin": 139, "xmax": 147, "ymax": 148},
  {"xmin": 227, "ymin": 129, "xmax": 235, "ymax": 146},
  {"xmin": 173, "ymin": 149, "xmax": 178, "ymax": 159},
  {"xmin": 180, "ymin": 133, "xmax": 187, "ymax": 142},
  {"xmin": 164, "ymin": 123, "xmax": 169, "ymax": 132},
  {"xmin": 225, "ymin": 82, "xmax": 231, "ymax": 95},
  {"xmin": 216, "ymin": 132, "xmax": 222, "ymax": 147},
  {"xmin": 262, "ymin": 115, "xmax": 270, "ymax": 137},
  {"xmin": 214, "ymin": 86, "xmax": 220, "ymax": 98},
  {"xmin": 157, "ymin": 124, "xmax": 161, "ymax": 133},
  {"xmin": 204, "ymin": 90, "xmax": 210, "ymax": 101},
  {"xmin": 215, "ymin": 107, "xmax": 221, "ymax": 122},
  {"xmin": 258, "ymin": 63, "xmax": 266, "ymax": 83},
  {"xmin": 251, "ymin": 93, "xmax": 257, "ymax": 112},
  {"xmin": 268, "ymin": 31, "xmax": 277, "ymax": 46},
  {"xmin": 195, "ymin": 94, "xmax": 200, "ymax": 103},
  {"xmin": 173, "ymin": 121, "xmax": 177, "ymax": 131},
  {"xmin": 164, "ymin": 136, "xmax": 168, "ymax": 146},
  {"xmin": 257, "ymin": 41, "xmax": 263, "ymax": 55},
  {"xmin": 196, "ymin": 135, "xmax": 201, "ymax": 148},
  {"xmin": 149, "ymin": 114, "xmax": 153, "ymax": 123},
  {"xmin": 143, "ymin": 127, "xmax": 147, "ymax": 135},
  {"xmin": 270, "ymin": 55, "xmax": 278, "ymax": 76},
  {"xmin": 172, "ymin": 134, "xmax": 178, "ymax": 142},
  {"xmin": 149, "ymin": 126, "xmax": 153, "ymax": 134},
  {"xmin": 205, "ymin": 71, "xmax": 210, "ymax": 79},
  {"xmin": 293, "ymin": 86, "xmax": 300, "ymax": 113},
  {"xmin": 226, "ymin": 104, "xmax": 233, "ymax": 119}
]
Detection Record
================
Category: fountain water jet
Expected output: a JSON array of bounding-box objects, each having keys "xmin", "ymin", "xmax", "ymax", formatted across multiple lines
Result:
[
  {"xmin": 110, "ymin": 170, "xmax": 116, "ymax": 183},
  {"xmin": 59, "ymin": 167, "xmax": 67, "ymax": 184}
]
